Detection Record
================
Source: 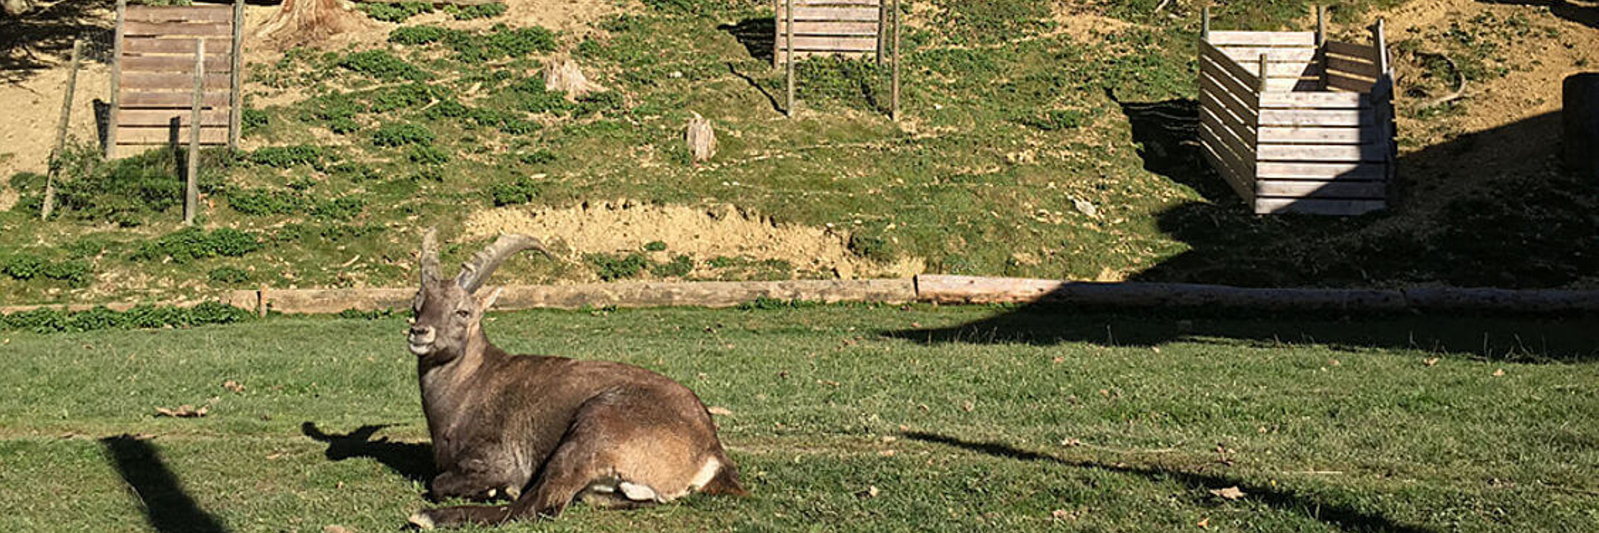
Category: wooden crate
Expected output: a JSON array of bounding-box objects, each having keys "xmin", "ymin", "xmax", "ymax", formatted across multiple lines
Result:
[
  {"xmin": 1198, "ymin": 24, "xmax": 1397, "ymax": 216},
  {"xmin": 107, "ymin": 0, "xmax": 244, "ymax": 157},
  {"xmin": 774, "ymin": 0, "xmax": 885, "ymax": 64}
]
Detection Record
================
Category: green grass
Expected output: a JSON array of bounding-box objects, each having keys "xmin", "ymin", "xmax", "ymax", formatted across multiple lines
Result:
[{"xmin": 0, "ymin": 305, "xmax": 1596, "ymax": 532}]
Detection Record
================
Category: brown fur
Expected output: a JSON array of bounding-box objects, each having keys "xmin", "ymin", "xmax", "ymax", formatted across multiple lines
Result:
[{"xmin": 405, "ymin": 231, "xmax": 743, "ymax": 529}]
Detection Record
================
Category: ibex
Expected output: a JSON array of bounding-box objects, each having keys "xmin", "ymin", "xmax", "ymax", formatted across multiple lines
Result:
[{"xmin": 405, "ymin": 229, "xmax": 744, "ymax": 529}]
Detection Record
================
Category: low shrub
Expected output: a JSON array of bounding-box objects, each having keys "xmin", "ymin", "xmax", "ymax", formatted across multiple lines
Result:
[
  {"xmin": 372, "ymin": 122, "xmax": 435, "ymax": 147},
  {"xmin": 446, "ymin": 3, "xmax": 506, "ymax": 20},
  {"xmin": 489, "ymin": 176, "xmax": 541, "ymax": 206},
  {"xmin": 207, "ymin": 266, "xmax": 251, "ymax": 285},
  {"xmin": 389, "ymin": 25, "xmax": 447, "ymax": 45},
  {"xmin": 650, "ymin": 254, "xmax": 693, "ymax": 277},
  {"xmin": 360, "ymin": 1, "xmax": 433, "ymax": 23},
  {"xmin": 408, "ymin": 146, "xmax": 451, "ymax": 165},
  {"xmin": 0, "ymin": 302, "xmax": 253, "ymax": 334},
  {"xmin": 133, "ymin": 227, "xmax": 261, "ymax": 263},
  {"xmin": 338, "ymin": 50, "xmax": 429, "ymax": 82},
  {"xmin": 249, "ymin": 144, "xmax": 324, "ymax": 168},
  {"xmin": 585, "ymin": 252, "xmax": 647, "ymax": 281}
]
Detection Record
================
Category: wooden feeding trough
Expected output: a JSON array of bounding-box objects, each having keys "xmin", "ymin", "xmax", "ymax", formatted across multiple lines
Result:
[{"xmin": 1198, "ymin": 9, "xmax": 1397, "ymax": 215}]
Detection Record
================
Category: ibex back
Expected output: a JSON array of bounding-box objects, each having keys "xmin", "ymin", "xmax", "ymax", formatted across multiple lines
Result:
[{"xmin": 405, "ymin": 229, "xmax": 744, "ymax": 529}]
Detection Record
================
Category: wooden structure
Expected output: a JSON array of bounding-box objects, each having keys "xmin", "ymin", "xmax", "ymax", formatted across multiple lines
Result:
[
  {"xmin": 1198, "ymin": 9, "xmax": 1397, "ymax": 215},
  {"xmin": 107, "ymin": 0, "xmax": 244, "ymax": 158},
  {"xmin": 775, "ymin": 0, "xmax": 900, "ymax": 119}
]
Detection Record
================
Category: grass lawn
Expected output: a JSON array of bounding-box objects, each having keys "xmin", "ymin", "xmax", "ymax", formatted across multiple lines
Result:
[{"xmin": 1, "ymin": 304, "xmax": 1596, "ymax": 532}]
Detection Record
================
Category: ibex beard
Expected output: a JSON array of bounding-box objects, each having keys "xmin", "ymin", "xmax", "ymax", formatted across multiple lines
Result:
[{"xmin": 405, "ymin": 228, "xmax": 745, "ymax": 529}]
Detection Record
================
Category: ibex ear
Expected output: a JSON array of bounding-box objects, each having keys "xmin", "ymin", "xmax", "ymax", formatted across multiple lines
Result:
[{"xmin": 474, "ymin": 286, "xmax": 504, "ymax": 316}]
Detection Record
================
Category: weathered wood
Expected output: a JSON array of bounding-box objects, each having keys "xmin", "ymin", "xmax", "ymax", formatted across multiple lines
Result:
[
  {"xmin": 117, "ymin": 109, "xmax": 230, "ymax": 126},
  {"xmin": 123, "ymin": 20, "xmax": 232, "ymax": 37},
  {"xmin": 1257, "ymin": 161, "xmax": 1386, "ymax": 180},
  {"xmin": 890, "ymin": 0, "xmax": 899, "ymax": 121},
  {"xmin": 1564, "ymin": 73, "xmax": 1599, "ymax": 179},
  {"xmin": 875, "ymin": 0, "xmax": 886, "ymax": 64},
  {"xmin": 1325, "ymin": 72, "xmax": 1376, "ymax": 92},
  {"xmin": 775, "ymin": 5, "xmax": 880, "ymax": 21},
  {"xmin": 1256, "ymin": 198, "xmax": 1385, "ymax": 215},
  {"xmin": 255, "ymin": 280, "xmax": 917, "ymax": 313},
  {"xmin": 120, "ymin": 90, "xmax": 231, "ymax": 108},
  {"xmin": 1324, "ymin": 40, "xmax": 1378, "ymax": 61},
  {"xmin": 228, "ymin": 0, "xmax": 243, "ymax": 150},
  {"xmin": 1325, "ymin": 55, "xmax": 1379, "ymax": 79},
  {"xmin": 1200, "ymin": 105, "xmax": 1257, "ymax": 167},
  {"xmin": 1257, "ymin": 180, "xmax": 1385, "ymax": 198},
  {"xmin": 1259, "ymin": 108, "xmax": 1370, "ymax": 127},
  {"xmin": 1264, "ymin": 78, "xmax": 1322, "ymax": 92},
  {"xmin": 1201, "ymin": 128, "xmax": 1257, "ymax": 203},
  {"xmin": 121, "ymin": 72, "xmax": 232, "ymax": 90},
  {"xmin": 124, "ymin": 37, "xmax": 235, "ymax": 55},
  {"xmin": 115, "ymin": 126, "xmax": 228, "ymax": 144},
  {"xmin": 1201, "ymin": 40, "xmax": 1260, "ymax": 90},
  {"xmin": 776, "ymin": 35, "xmax": 877, "ymax": 51},
  {"xmin": 780, "ymin": 20, "xmax": 879, "ymax": 35},
  {"xmin": 1402, "ymin": 287, "xmax": 1599, "ymax": 313},
  {"xmin": 1257, "ymin": 143, "xmax": 1386, "ymax": 162},
  {"xmin": 41, "ymin": 38, "xmax": 83, "ymax": 220},
  {"xmin": 1255, "ymin": 61, "xmax": 1323, "ymax": 79},
  {"xmin": 1199, "ymin": 57, "xmax": 1260, "ymax": 112},
  {"xmin": 1199, "ymin": 71, "xmax": 1259, "ymax": 125},
  {"xmin": 1198, "ymin": 92, "xmax": 1256, "ymax": 145},
  {"xmin": 124, "ymin": 5, "xmax": 231, "ymax": 22},
  {"xmin": 914, "ymin": 275, "xmax": 1406, "ymax": 311},
  {"xmin": 185, "ymin": 38, "xmax": 203, "ymax": 225},
  {"xmin": 121, "ymin": 54, "xmax": 232, "ymax": 73},
  {"xmin": 1259, "ymin": 92, "xmax": 1368, "ymax": 109},
  {"xmin": 1258, "ymin": 125, "xmax": 1375, "ymax": 144},
  {"xmin": 784, "ymin": 0, "xmax": 795, "ymax": 117},
  {"xmin": 1219, "ymin": 47, "xmax": 1319, "ymax": 64},
  {"xmin": 1207, "ymin": 31, "xmax": 1315, "ymax": 47},
  {"xmin": 106, "ymin": 0, "xmax": 126, "ymax": 158}
]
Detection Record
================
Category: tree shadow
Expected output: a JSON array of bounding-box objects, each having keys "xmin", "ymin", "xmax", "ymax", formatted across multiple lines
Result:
[
  {"xmin": 301, "ymin": 422, "xmax": 435, "ymax": 483},
  {"xmin": 1476, "ymin": 0, "xmax": 1599, "ymax": 29},
  {"xmin": 0, "ymin": 0, "xmax": 116, "ymax": 85},
  {"xmin": 100, "ymin": 434, "xmax": 230, "ymax": 533},
  {"xmin": 903, "ymin": 431, "xmax": 1437, "ymax": 533},
  {"xmin": 718, "ymin": 17, "xmax": 774, "ymax": 65},
  {"xmin": 727, "ymin": 62, "xmax": 782, "ymax": 114}
]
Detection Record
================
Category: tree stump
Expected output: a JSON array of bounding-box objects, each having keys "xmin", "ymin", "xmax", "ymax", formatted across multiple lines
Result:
[
  {"xmin": 543, "ymin": 58, "xmax": 603, "ymax": 101},
  {"xmin": 255, "ymin": 0, "xmax": 374, "ymax": 49},
  {"xmin": 686, "ymin": 112, "xmax": 715, "ymax": 164},
  {"xmin": 1566, "ymin": 73, "xmax": 1599, "ymax": 181}
]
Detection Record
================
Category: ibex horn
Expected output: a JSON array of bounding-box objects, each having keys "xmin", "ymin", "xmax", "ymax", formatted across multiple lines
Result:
[
  {"xmin": 420, "ymin": 227, "xmax": 442, "ymax": 285},
  {"xmin": 456, "ymin": 234, "xmax": 551, "ymax": 294}
]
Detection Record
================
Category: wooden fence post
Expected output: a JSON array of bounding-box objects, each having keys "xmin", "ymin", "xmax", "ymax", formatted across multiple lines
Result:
[
  {"xmin": 106, "ymin": 0, "xmax": 126, "ymax": 159},
  {"xmin": 784, "ymin": 0, "xmax": 795, "ymax": 117},
  {"xmin": 876, "ymin": 0, "xmax": 886, "ymax": 66},
  {"xmin": 1257, "ymin": 53, "xmax": 1269, "ymax": 93},
  {"xmin": 1316, "ymin": 5, "xmax": 1328, "ymax": 90},
  {"xmin": 890, "ymin": 0, "xmax": 900, "ymax": 121},
  {"xmin": 1201, "ymin": 6, "xmax": 1209, "ymax": 40},
  {"xmin": 42, "ymin": 38, "xmax": 84, "ymax": 220},
  {"xmin": 185, "ymin": 38, "xmax": 205, "ymax": 225},
  {"xmin": 228, "ymin": 0, "xmax": 244, "ymax": 149}
]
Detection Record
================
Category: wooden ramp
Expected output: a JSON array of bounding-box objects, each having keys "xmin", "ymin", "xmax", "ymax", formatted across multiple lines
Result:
[
  {"xmin": 106, "ymin": 0, "xmax": 244, "ymax": 157},
  {"xmin": 1198, "ymin": 14, "xmax": 1397, "ymax": 216}
]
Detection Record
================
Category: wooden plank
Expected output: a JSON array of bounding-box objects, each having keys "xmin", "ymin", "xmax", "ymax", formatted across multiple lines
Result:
[
  {"xmin": 121, "ymin": 54, "xmax": 232, "ymax": 73},
  {"xmin": 793, "ymin": 0, "xmax": 878, "ymax": 5},
  {"xmin": 1255, "ymin": 198, "xmax": 1385, "ymax": 215},
  {"xmin": 1200, "ymin": 118, "xmax": 1255, "ymax": 177},
  {"xmin": 229, "ymin": 0, "xmax": 243, "ymax": 149},
  {"xmin": 107, "ymin": 0, "xmax": 126, "ymax": 158},
  {"xmin": 260, "ymin": 279, "xmax": 915, "ymax": 313},
  {"xmin": 776, "ymin": 6, "xmax": 880, "ymax": 21},
  {"xmin": 114, "ymin": 126, "xmax": 229, "ymax": 144},
  {"xmin": 1257, "ymin": 162, "xmax": 1386, "ymax": 180},
  {"xmin": 1200, "ymin": 103, "xmax": 1256, "ymax": 161},
  {"xmin": 776, "ymin": 50, "xmax": 876, "ymax": 61},
  {"xmin": 124, "ymin": 5, "xmax": 231, "ymax": 22},
  {"xmin": 1199, "ymin": 56, "xmax": 1259, "ymax": 109},
  {"xmin": 1257, "ymin": 143, "xmax": 1387, "ymax": 162},
  {"xmin": 777, "ymin": 35, "xmax": 878, "ymax": 51},
  {"xmin": 120, "ymin": 90, "xmax": 231, "ymax": 107},
  {"xmin": 125, "ymin": 38, "xmax": 235, "ymax": 55},
  {"xmin": 117, "ymin": 109, "xmax": 231, "ymax": 127},
  {"xmin": 1219, "ymin": 47, "xmax": 1319, "ymax": 64},
  {"xmin": 1259, "ymin": 108, "xmax": 1370, "ymax": 127},
  {"xmin": 122, "ymin": 72, "xmax": 232, "ymax": 90},
  {"xmin": 1258, "ymin": 126, "xmax": 1376, "ymax": 144},
  {"xmin": 1263, "ymin": 78, "xmax": 1322, "ymax": 92},
  {"xmin": 1256, "ymin": 62, "xmax": 1322, "ymax": 79},
  {"xmin": 1325, "ymin": 40, "xmax": 1378, "ymax": 62},
  {"xmin": 1256, "ymin": 180, "xmax": 1386, "ymax": 198},
  {"xmin": 1204, "ymin": 140, "xmax": 1257, "ymax": 204},
  {"xmin": 1200, "ymin": 41, "xmax": 1260, "ymax": 90},
  {"xmin": 913, "ymin": 275, "xmax": 1405, "ymax": 311},
  {"xmin": 1326, "ymin": 72, "xmax": 1376, "ymax": 92},
  {"xmin": 1208, "ymin": 31, "xmax": 1315, "ymax": 47},
  {"xmin": 123, "ymin": 21, "xmax": 232, "ymax": 37},
  {"xmin": 779, "ymin": 20, "xmax": 879, "ymax": 35},
  {"xmin": 1259, "ymin": 92, "xmax": 1369, "ymax": 109},
  {"xmin": 1199, "ymin": 69, "xmax": 1258, "ymax": 123},
  {"xmin": 1326, "ymin": 55, "xmax": 1380, "ymax": 78}
]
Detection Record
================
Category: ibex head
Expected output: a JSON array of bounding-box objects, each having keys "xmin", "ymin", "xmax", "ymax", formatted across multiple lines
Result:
[{"xmin": 409, "ymin": 228, "xmax": 550, "ymax": 361}]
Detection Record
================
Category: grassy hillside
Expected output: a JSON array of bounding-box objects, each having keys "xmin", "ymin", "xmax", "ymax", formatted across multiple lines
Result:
[{"xmin": 1, "ymin": 0, "xmax": 1594, "ymax": 305}]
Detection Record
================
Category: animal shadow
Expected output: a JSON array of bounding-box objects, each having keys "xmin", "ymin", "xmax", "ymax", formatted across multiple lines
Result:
[{"xmin": 301, "ymin": 422, "xmax": 435, "ymax": 483}]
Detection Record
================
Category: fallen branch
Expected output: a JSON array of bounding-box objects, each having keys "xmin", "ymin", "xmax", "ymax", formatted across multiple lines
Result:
[{"xmin": 1413, "ymin": 51, "xmax": 1468, "ymax": 110}]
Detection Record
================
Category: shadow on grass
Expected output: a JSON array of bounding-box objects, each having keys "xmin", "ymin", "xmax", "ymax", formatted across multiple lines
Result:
[
  {"xmin": 884, "ymin": 307, "xmax": 1599, "ymax": 360},
  {"xmin": 1476, "ymin": 0, "xmax": 1599, "ymax": 29},
  {"xmin": 301, "ymin": 422, "xmax": 434, "ymax": 483},
  {"xmin": 719, "ymin": 17, "xmax": 774, "ymax": 65},
  {"xmin": 0, "ymin": 0, "xmax": 115, "ymax": 85},
  {"xmin": 101, "ymin": 435, "xmax": 229, "ymax": 533},
  {"xmin": 904, "ymin": 431, "xmax": 1436, "ymax": 533}
]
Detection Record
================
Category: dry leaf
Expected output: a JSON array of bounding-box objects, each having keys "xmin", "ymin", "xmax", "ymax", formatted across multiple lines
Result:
[
  {"xmin": 1493, "ymin": 368, "xmax": 1506, "ymax": 377},
  {"xmin": 1051, "ymin": 509, "xmax": 1075, "ymax": 520},
  {"xmin": 878, "ymin": 449, "xmax": 896, "ymax": 457},
  {"xmin": 155, "ymin": 405, "xmax": 208, "ymax": 418},
  {"xmin": 1424, "ymin": 357, "xmax": 1440, "ymax": 367},
  {"xmin": 707, "ymin": 406, "xmax": 734, "ymax": 416},
  {"xmin": 1197, "ymin": 517, "xmax": 1210, "ymax": 528},
  {"xmin": 324, "ymin": 526, "xmax": 351, "ymax": 533},
  {"xmin": 1061, "ymin": 438, "xmax": 1082, "ymax": 447},
  {"xmin": 1051, "ymin": 356, "xmax": 1064, "ymax": 363},
  {"xmin": 961, "ymin": 401, "xmax": 975, "ymax": 412},
  {"xmin": 223, "ymin": 380, "xmax": 245, "ymax": 393},
  {"xmin": 856, "ymin": 485, "xmax": 880, "ymax": 498},
  {"xmin": 1328, "ymin": 359, "xmax": 1340, "ymax": 367},
  {"xmin": 1210, "ymin": 486, "xmax": 1245, "ymax": 500}
]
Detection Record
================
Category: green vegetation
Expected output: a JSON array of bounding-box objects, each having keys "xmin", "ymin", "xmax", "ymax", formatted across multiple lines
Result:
[
  {"xmin": 360, "ymin": 1, "xmax": 433, "ymax": 23},
  {"xmin": 371, "ymin": 122, "xmax": 436, "ymax": 147},
  {"xmin": 0, "ymin": 306, "xmax": 1595, "ymax": 530},
  {"xmin": 446, "ymin": 2, "xmax": 507, "ymax": 20},
  {"xmin": 0, "ymin": 301, "xmax": 250, "ymax": 333},
  {"xmin": 338, "ymin": 50, "xmax": 429, "ymax": 82},
  {"xmin": 206, "ymin": 266, "xmax": 251, "ymax": 285},
  {"xmin": 132, "ymin": 227, "xmax": 261, "ymax": 263},
  {"xmin": 650, "ymin": 254, "xmax": 693, "ymax": 277},
  {"xmin": 585, "ymin": 252, "xmax": 648, "ymax": 281}
]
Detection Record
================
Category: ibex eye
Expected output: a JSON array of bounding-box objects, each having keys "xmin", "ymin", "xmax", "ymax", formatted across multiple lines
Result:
[{"xmin": 456, "ymin": 309, "xmax": 471, "ymax": 318}]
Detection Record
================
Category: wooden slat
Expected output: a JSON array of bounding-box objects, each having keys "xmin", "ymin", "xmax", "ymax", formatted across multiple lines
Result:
[
  {"xmin": 1256, "ymin": 180, "xmax": 1385, "ymax": 198},
  {"xmin": 1201, "ymin": 107, "xmax": 1257, "ymax": 162},
  {"xmin": 1258, "ymin": 143, "xmax": 1386, "ymax": 162},
  {"xmin": 1208, "ymin": 31, "xmax": 1315, "ymax": 47},
  {"xmin": 1257, "ymin": 162, "xmax": 1386, "ymax": 180},
  {"xmin": 1201, "ymin": 41, "xmax": 1260, "ymax": 90},
  {"xmin": 1219, "ymin": 47, "xmax": 1319, "ymax": 64},
  {"xmin": 1200, "ymin": 117, "xmax": 1257, "ymax": 184},
  {"xmin": 1257, "ymin": 62, "xmax": 1322, "ymax": 79},
  {"xmin": 124, "ymin": 5, "xmax": 231, "ymax": 23},
  {"xmin": 1259, "ymin": 92, "xmax": 1369, "ymax": 109},
  {"xmin": 122, "ymin": 72, "xmax": 231, "ymax": 90},
  {"xmin": 1326, "ymin": 55, "xmax": 1379, "ymax": 78},
  {"xmin": 121, "ymin": 54, "xmax": 232, "ymax": 73},
  {"xmin": 117, "ymin": 109, "xmax": 230, "ymax": 127},
  {"xmin": 1200, "ymin": 56, "xmax": 1260, "ymax": 110},
  {"xmin": 1255, "ymin": 198, "xmax": 1385, "ymax": 215},
  {"xmin": 779, "ymin": 20, "xmax": 879, "ymax": 35},
  {"xmin": 1259, "ymin": 108, "xmax": 1370, "ymax": 127},
  {"xmin": 119, "ymin": 90, "xmax": 231, "ymax": 108},
  {"xmin": 1325, "ymin": 40, "xmax": 1378, "ymax": 62},
  {"xmin": 114, "ymin": 126, "xmax": 229, "ymax": 144},
  {"xmin": 123, "ymin": 21, "xmax": 232, "ymax": 37},
  {"xmin": 1258, "ymin": 126, "xmax": 1376, "ymax": 144},
  {"xmin": 1263, "ymin": 78, "xmax": 1322, "ymax": 92},
  {"xmin": 125, "ymin": 38, "xmax": 234, "ymax": 55},
  {"xmin": 777, "ymin": 35, "xmax": 878, "ymax": 51},
  {"xmin": 1326, "ymin": 72, "xmax": 1376, "ymax": 93},
  {"xmin": 1199, "ymin": 68, "xmax": 1258, "ymax": 123},
  {"xmin": 1202, "ymin": 136, "xmax": 1256, "ymax": 203},
  {"xmin": 792, "ymin": 0, "xmax": 878, "ymax": 4},
  {"xmin": 1200, "ymin": 102, "xmax": 1256, "ymax": 145},
  {"xmin": 776, "ymin": 6, "xmax": 880, "ymax": 21},
  {"xmin": 775, "ymin": 50, "xmax": 876, "ymax": 61}
]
